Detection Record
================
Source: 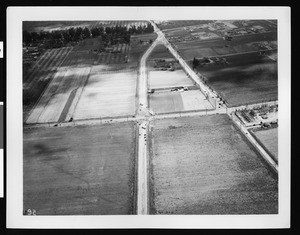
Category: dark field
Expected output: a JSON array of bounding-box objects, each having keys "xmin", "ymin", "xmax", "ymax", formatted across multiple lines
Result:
[
  {"xmin": 175, "ymin": 31, "xmax": 277, "ymax": 60},
  {"xmin": 23, "ymin": 122, "xmax": 137, "ymax": 215},
  {"xmin": 196, "ymin": 52, "xmax": 277, "ymax": 106},
  {"xmin": 149, "ymin": 114, "xmax": 278, "ymax": 214},
  {"xmin": 149, "ymin": 44, "xmax": 174, "ymax": 60}
]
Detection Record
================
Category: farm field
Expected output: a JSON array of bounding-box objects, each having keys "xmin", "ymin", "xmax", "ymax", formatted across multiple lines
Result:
[
  {"xmin": 129, "ymin": 33, "xmax": 158, "ymax": 64},
  {"xmin": 148, "ymin": 44, "xmax": 175, "ymax": 60},
  {"xmin": 161, "ymin": 20, "xmax": 276, "ymax": 45},
  {"xmin": 148, "ymin": 70, "xmax": 194, "ymax": 89},
  {"xmin": 23, "ymin": 47, "xmax": 73, "ymax": 119},
  {"xmin": 175, "ymin": 31, "xmax": 277, "ymax": 60},
  {"xmin": 23, "ymin": 20, "xmax": 149, "ymax": 32},
  {"xmin": 196, "ymin": 52, "xmax": 278, "ymax": 106},
  {"xmin": 23, "ymin": 121, "xmax": 137, "ymax": 215},
  {"xmin": 156, "ymin": 20, "xmax": 213, "ymax": 31},
  {"xmin": 252, "ymin": 127, "xmax": 278, "ymax": 162},
  {"xmin": 149, "ymin": 90, "xmax": 213, "ymax": 114},
  {"xmin": 24, "ymin": 35, "xmax": 142, "ymax": 124},
  {"xmin": 149, "ymin": 114, "xmax": 278, "ymax": 214},
  {"xmin": 26, "ymin": 66, "xmax": 91, "ymax": 124},
  {"xmin": 72, "ymin": 67, "xmax": 137, "ymax": 120}
]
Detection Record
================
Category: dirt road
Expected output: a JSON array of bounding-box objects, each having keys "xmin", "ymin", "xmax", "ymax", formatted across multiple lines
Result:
[{"xmin": 136, "ymin": 36, "xmax": 159, "ymax": 214}]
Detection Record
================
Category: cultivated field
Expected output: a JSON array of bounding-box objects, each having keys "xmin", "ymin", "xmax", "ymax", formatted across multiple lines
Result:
[
  {"xmin": 156, "ymin": 20, "xmax": 213, "ymax": 31},
  {"xmin": 129, "ymin": 33, "xmax": 158, "ymax": 64},
  {"xmin": 23, "ymin": 20, "xmax": 149, "ymax": 32},
  {"xmin": 150, "ymin": 90, "xmax": 212, "ymax": 114},
  {"xmin": 148, "ymin": 70, "xmax": 194, "ymax": 89},
  {"xmin": 26, "ymin": 66, "xmax": 91, "ymax": 124},
  {"xmin": 149, "ymin": 114, "xmax": 278, "ymax": 214},
  {"xmin": 23, "ymin": 47, "xmax": 73, "ymax": 119},
  {"xmin": 25, "ymin": 35, "xmax": 141, "ymax": 124},
  {"xmin": 175, "ymin": 31, "xmax": 277, "ymax": 60},
  {"xmin": 147, "ymin": 43, "xmax": 212, "ymax": 113},
  {"xmin": 252, "ymin": 127, "xmax": 278, "ymax": 162},
  {"xmin": 23, "ymin": 121, "xmax": 137, "ymax": 215},
  {"xmin": 197, "ymin": 52, "xmax": 278, "ymax": 106},
  {"xmin": 72, "ymin": 67, "xmax": 137, "ymax": 120},
  {"xmin": 148, "ymin": 44, "xmax": 175, "ymax": 60}
]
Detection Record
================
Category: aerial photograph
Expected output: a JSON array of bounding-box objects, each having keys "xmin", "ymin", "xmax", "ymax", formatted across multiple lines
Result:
[{"xmin": 22, "ymin": 20, "xmax": 278, "ymax": 215}]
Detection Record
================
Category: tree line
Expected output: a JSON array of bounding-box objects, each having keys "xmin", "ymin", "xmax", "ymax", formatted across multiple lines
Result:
[{"xmin": 23, "ymin": 23, "xmax": 154, "ymax": 49}]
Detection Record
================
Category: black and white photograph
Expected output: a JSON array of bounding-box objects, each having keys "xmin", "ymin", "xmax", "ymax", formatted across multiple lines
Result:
[{"xmin": 6, "ymin": 6, "xmax": 291, "ymax": 228}]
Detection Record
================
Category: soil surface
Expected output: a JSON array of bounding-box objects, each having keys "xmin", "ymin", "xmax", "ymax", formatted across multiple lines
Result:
[
  {"xmin": 23, "ymin": 122, "xmax": 137, "ymax": 215},
  {"xmin": 149, "ymin": 114, "xmax": 278, "ymax": 214}
]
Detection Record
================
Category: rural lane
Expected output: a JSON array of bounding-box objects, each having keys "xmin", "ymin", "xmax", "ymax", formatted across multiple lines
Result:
[{"xmin": 136, "ymin": 36, "xmax": 159, "ymax": 214}]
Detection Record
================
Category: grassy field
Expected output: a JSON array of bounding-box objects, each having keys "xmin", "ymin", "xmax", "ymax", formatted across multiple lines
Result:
[
  {"xmin": 252, "ymin": 127, "xmax": 278, "ymax": 162},
  {"xmin": 196, "ymin": 52, "xmax": 278, "ymax": 106},
  {"xmin": 149, "ymin": 114, "xmax": 278, "ymax": 214},
  {"xmin": 23, "ymin": 121, "xmax": 137, "ymax": 215},
  {"xmin": 73, "ymin": 67, "xmax": 137, "ymax": 120}
]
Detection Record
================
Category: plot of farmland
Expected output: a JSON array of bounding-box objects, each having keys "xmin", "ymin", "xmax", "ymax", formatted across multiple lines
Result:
[
  {"xmin": 149, "ymin": 90, "xmax": 213, "ymax": 114},
  {"xmin": 149, "ymin": 114, "xmax": 278, "ymax": 214},
  {"xmin": 252, "ymin": 127, "xmax": 278, "ymax": 162},
  {"xmin": 197, "ymin": 52, "xmax": 278, "ymax": 106},
  {"xmin": 26, "ymin": 66, "xmax": 91, "ymax": 124},
  {"xmin": 174, "ymin": 31, "xmax": 277, "ymax": 60},
  {"xmin": 156, "ymin": 20, "xmax": 213, "ymax": 30},
  {"xmin": 148, "ymin": 70, "xmax": 194, "ymax": 89},
  {"xmin": 23, "ymin": 47, "xmax": 73, "ymax": 118},
  {"xmin": 23, "ymin": 122, "xmax": 136, "ymax": 215},
  {"xmin": 129, "ymin": 33, "xmax": 158, "ymax": 64},
  {"xmin": 149, "ymin": 44, "xmax": 175, "ymax": 60},
  {"xmin": 72, "ymin": 67, "xmax": 137, "ymax": 120}
]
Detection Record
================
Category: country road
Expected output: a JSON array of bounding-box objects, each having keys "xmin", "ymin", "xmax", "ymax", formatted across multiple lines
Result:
[{"xmin": 136, "ymin": 36, "xmax": 159, "ymax": 214}]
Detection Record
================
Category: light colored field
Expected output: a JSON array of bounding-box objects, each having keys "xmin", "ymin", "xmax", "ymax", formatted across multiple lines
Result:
[
  {"xmin": 23, "ymin": 122, "xmax": 136, "ymax": 215},
  {"xmin": 26, "ymin": 66, "xmax": 91, "ymax": 124},
  {"xmin": 150, "ymin": 90, "xmax": 212, "ymax": 114},
  {"xmin": 149, "ymin": 115, "xmax": 278, "ymax": 214},
  {"xmin": 253, "ymin": 127, "xmax": 278, "ymax": 161},
  {"xmin": 73, "ymin": 67, "xmax": 137, "ymax": 120},
  {"xmin": 148, "ymin": 70, "xmax": 194, "ymax": 89}
]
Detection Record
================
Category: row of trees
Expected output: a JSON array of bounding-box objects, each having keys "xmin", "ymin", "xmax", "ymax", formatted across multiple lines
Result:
[{"xmin": 23, "ymin": 23, "xmax": 154, "ymax": 49}]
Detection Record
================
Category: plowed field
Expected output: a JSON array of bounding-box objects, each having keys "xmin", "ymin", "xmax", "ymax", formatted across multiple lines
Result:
[
  {"xmin": 23, "ymin": 121, "xmax": 137, "ymax": 215},
  {"xmin": 149, "ymin": 115, "xmax": 278, "ymax": 214}
]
